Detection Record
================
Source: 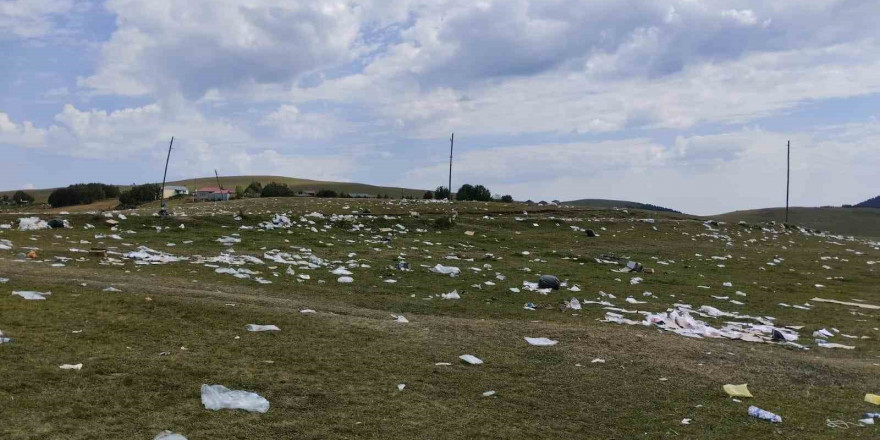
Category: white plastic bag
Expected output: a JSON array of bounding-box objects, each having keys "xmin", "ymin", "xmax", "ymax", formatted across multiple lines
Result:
[
  {"xmin": 441, "ymin": 290, "xmax": 461, "ymax": 300},
  {"xmin": 153, "ymin": 431, "xmax": 188, "ymax": 440},
  {"xmin": 200, "ymin": 384, "xmax": 270, "ymax": 413},
  {"xmin": 430, "ymin": 264, "xmax": 461, "ymax": 276},
  {"xmin": 246, "ymin": 324, "xmax": 280, "ymax": 332},
  {"xmin": 524, "ymin": 337, "xmax": 558, "ymax": 346},
  {"xmin": 459, "ymin": 354, "xmax": 483, "ymax": 365},
  {"xmin": 12, "ymin": 291, "xmax": 50, "ymax": 300}
]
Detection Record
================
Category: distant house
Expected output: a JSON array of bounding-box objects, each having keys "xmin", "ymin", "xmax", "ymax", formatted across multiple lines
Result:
[
  {"xmin": 162, "ymin": 185, "xmax": 189, "ymax": 199},
  {"xmin": 296, "ymin": 190, "xmax": 316, "ymax": 197},
  {"xmin": 194, "ymin": 187, "xmax": 233, "ymax": 201},
  {"xmin": 349, "ymin": 193, "xmax": 374, "ymax": 198}
]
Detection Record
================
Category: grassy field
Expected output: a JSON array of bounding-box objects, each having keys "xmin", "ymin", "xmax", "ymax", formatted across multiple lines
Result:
[
  {"xmin": 0, "ymin": 175, "xmax": 428, "ymax": 204},
  {"xmin": 1, "ymin": 198, "xmax": 878, "ymax": 439},
  {"xmin": 712, "ymin": 207, "xmax": 880, "ymax": 238}
]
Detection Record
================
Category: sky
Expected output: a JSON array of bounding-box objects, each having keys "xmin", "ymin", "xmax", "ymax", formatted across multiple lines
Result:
[{"xmin": 1, "ymin": 0, "xmax": 878, "ymax": 215}]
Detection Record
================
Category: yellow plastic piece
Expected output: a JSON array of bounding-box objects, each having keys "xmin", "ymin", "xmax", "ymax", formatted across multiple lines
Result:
[
  {"xmin": 866, "ymin": 394, "xmax": 880, "ymax": 405},
  {"xmin": 723, "ymin": 384, "xmax": 753, "ymax": 398}
]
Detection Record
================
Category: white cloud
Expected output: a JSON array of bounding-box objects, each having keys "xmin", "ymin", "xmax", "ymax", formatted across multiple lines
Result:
[
  {"xmin": 260, "ymin": 104, "xmax": 342, "ymax": 140},
  {"xmin": 0, "ymin": 0, "xmax": 74, "ymax": 39},
  {"xmin": 0, "ymin": 112, "xmax": 48, "ymax": 147},
  {"xmin": 721, "ymin": 9, "xmax": 758, "ymax": 26},
  {"xmin": 81, "ymin": 0, "xmax": 369, "ymax": 98}
]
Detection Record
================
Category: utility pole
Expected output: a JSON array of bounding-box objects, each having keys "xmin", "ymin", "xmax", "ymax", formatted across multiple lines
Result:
[
  {"xmin": 159, "ymin": 136, "xmax": 174, "ymax": 216},
  {"xmin": 160, "ymin": 137, "xmax": 174, "ymax": 201},
  {"xmin": 215, "ymin": 169, "xmax": 223, "ymax": 190},
  {"xmin": 448, "ymin": 133, "xmax": 454, "ymax": 200},
  {"xmin": 785, "ymin": 140, "xmax": 790, "ymax": 224}
]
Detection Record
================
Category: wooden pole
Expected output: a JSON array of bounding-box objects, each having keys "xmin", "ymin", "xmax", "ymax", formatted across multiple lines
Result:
[
  {"xmin": 160, "ymin": 137, "xmax": 174, "ymax": 203},
  {"xmin": 785, "ymin": 140, "xmax": 790, "ymax": 223},
  {"xmin": 448, "ymin": 133, "xmax": 454, "ymax": 200}
]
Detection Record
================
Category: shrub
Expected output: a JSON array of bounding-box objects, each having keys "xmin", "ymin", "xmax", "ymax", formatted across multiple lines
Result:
[
  {"xmin": 433, "ymin": 216, "xmax": 456, "ymax": 229},
  {"xmin": 260, "ymin": 182, "xmax": 295, "ymax": 198},
  {"xmin": 500, "ymin": 195, "xmax": 513, "ymax": 203},
  {"xmin": 12, "ymin": 190, "xmax": 34, "ymax": 205},
  {"xmin": 118, "ymin": 183, "xmax": 161, "ymax": 206},
  {"xmin": 244, "ymin": 181, "xmax": 263, "ymax": 198},
  {"xmin": 48, "ymin": 183, "xmax": 120, "ymax": 207},
  {"xmin": 456, "ymin": 184, "xmax": 491, "ymax": 202},
  {"xmin": 434, "ymin": 186, "xmax": 450, "ymax": 200},
  {"xmin": 316, "ymin": 189, "xmax": 338, "ymax": 198},
  {"xmin": 423, "ymin": 190, "xmax": 434, "ymax": 199}
]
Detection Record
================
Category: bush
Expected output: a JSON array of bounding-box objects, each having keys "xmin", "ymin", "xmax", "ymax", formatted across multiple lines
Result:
[
  {"xmin": 500, "ymin": 195, "xmax": 513, "ymax": 203},
  {"xmin": 260, "ymin": 182, "xmax": 295, "ymax": 198},
  {"xmin": 118, "ymin": 183, "xmax": 160, "ymax": 206},
  {"xmin": 316, "ymin": 189, "xmax": 338, "ymax": 198},
  {"xmin": 456, "ymin": 184, "xmax": 491, "ymax": 202},
  {"xmin": 48, "ymin": 183, "xmax": 119, "ymax": 207},
  {"xmin": 423, "ymin": 190, "xmax": 434, "ymax": 199},
  {"xmin": 12, "ymin": 190, "xmax": 34, "ymax": 205},
  {"xmin": 433, "ymin": 216, "xmax": 456, "ymax": 229},
  {"xmin": 244, "ymin": 181, "xmax": 263, "ymax": 198},
  {"xmin": 434, "ymin": 186, "xmax": 450, "ymax": 200}
]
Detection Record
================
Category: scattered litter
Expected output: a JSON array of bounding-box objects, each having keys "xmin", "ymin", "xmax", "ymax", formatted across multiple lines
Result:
[
  {"xmin": 431, "ymin": 264, "xmax": 461, "ymax": 276},
  {"xmin": 103, "ymin": 287, "xmax": 121, "ymax": 292},
  {"xmin": 482, "ymin": 390, "xmax": 497, "ymax": 397},
  {"xmin": 153, "ymin": 431, "xmax": 188, "ymax": 440},
  {"xmin": 748, "ymin": 406, "xmax": 782, "ymax": 423},
  {"xmin": 59, "ymin": 363, "xmax": 83, "ymax": 370},
  {"xmin": 246, "ymin": 324, "xmax": 280, "ymax": 332},
  {"xmin": 866, "ymin": 394, "xmax": 880, "ymax": 405},
  {"xmin": 459, "ymin": 355, "xmax": 483, "ymax": 365},
  {"xmin": 591, "ymin": 358, "xmax": 605, "ymax": 363},
  {"xmin": 397, "ymin": 384, "xmax": 405, "ymax": 391},
  {"xmin": 723, "ymin": 384, "xmax": 753, "ymax": 398},
  {"xmin": 681, "ymin": 418, "xmax": 691, "ymax": 425},
  {"xmin": 200, "ymin": 384, "xmax": 270, "ymax": 413},
  {"xmin": 12, "ymin": 291, "xmax": 50, "ymax": 300},
  {"xmin": 524, "ymin": 337, "xmax": 558, "ymax": 346},
  {"xmin": 441, "ymin": 290, "xmax": 461, "ymax": 300},
  {"xmin": 537, "ymin": 275, "xmax": 560, "ymax": 290},
  {"xmin": 337, "ymin": 276, "xmax": 354, "ymax": 283}
]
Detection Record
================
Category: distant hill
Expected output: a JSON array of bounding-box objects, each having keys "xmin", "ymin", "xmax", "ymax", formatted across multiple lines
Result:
[
  {"xmin": 0, "ymin": 175, "xmax": 428, "ymax": 204},
  {"xmin": 711, "ymin": 206, "xmax": 880, "ymax": 237},
  {"xmin": 854, "ymin": 195, "xmax": 880, "ymax": 208},
  {"xmin": 564, "ymin": 198, "xmax": 682, "ymax": 214}
]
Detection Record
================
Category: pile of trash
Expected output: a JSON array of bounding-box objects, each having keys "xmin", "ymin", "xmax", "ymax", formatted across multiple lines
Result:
[
  {"xmin": 123, "ymin": 247, "xmax": 186, "ymax": 265},
  {"xmin": 603, "ymin": 305, "xmax": 802, "ymax": 347}
]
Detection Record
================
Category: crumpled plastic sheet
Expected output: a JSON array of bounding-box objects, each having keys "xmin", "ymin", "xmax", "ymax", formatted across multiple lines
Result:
[
  {"xmin": 430, "ymin": 264, "xmax": 460, "ymax": 276},
  {"xmin": 153, "ymin": 431, "xmax": 188, "ymax": 440},
  {"xmin": 201, "ymin": 384, "xmax": 270, "ymax": 413},
  {"xmin": 17, "ymin": 217, "xmax": 50, "ymax": 231},
  {"xmin": 524, "ymin": 337, "xmax": 558, "ymax": 346},
  {"xmin": 246, "ymin": 324, "xmax": 280, "ymax": 332},
  {"xmin": 12, "ymin": 291, "xmax": 50, "ymax": 300},
  {"xmin": 602, "ymin": 306, "xmax": 801, "ymax": 346},
  {"xmin": 0, "ymin": 239, "xmax": 12, "ymax": 250},
  {"xmin": 123, "ymin": 246, "xmax": 185, "ymax": 264}
]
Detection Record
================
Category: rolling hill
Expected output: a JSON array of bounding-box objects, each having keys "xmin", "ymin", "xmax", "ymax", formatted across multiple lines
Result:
[
  {"xmin": 711, "ymin": 206, "xmax": 880, "ymax": 237},
  {"xmin": 564, "ymin": 198, "xmax": 682, "ymax": 214},
  {"xmin": 0, "ymin": 175, "xmax": 428, "ymax": 204},
  {"xmin": 854, "ymin": 195, "xmax": 880, "ymax": 208}
]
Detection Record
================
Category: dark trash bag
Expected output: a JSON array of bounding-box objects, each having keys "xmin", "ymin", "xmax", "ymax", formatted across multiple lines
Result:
[{"xmin": 538, "ymin": 275, "xmax": 560, "ymax": 290}]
